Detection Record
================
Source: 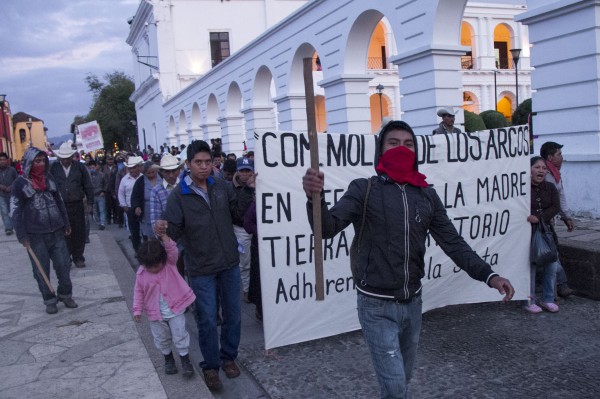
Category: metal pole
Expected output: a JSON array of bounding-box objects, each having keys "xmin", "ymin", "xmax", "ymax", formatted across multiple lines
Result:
[
  {"xmin": 378, "ymin": 93, "xmax": 383, "ymax": 121},
  {"xmin": 515, "ymin": 62, "xmax": 519, "ymax": 110},
  {"xmin": 494, "ymin": 70, "xmax": 498, "ymax": 112}
]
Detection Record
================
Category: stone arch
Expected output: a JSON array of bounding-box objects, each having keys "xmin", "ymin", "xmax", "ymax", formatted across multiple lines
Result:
[
  {"xmin": 461, "ymin": 21, "xmax": 475, "ymax": 69},
  {"xmin": 252, "ymin": 65, "xmax": 275, "ymax": 107},
  {"xmin": 344, "ymin": 9, "xmax": 385, "ymax": 75},
  {"xmin": 367, "ymin": 19, "xmax": 391, "ymax": 70},
  {"xmin": 289, "ymin": 42, "xmax": 319, "ymax": 93},
  {"xmin": 168, "ymin": 115, "xmax": 176, "ymax": 146},
  {"xmin": 497, "ymin": 91, "xmax": 515, "ymax": 119},
  {"xmin": 178, "ymin": 110, "xmax": 187, "ymax": 146},
  {"xmin": 431, "ymin": 0, "xmax": 468, "ymax": 46},
  {"xmin": 206, "ymin": 94, "xmax": 219, "ymax": 123},
  {"xmin": 191, "ymin": 102, "xmax": 202, "ymax": 141},
  {"xmin": 226, "ymin": 82, "xmax": 243, "ymax": 116}
]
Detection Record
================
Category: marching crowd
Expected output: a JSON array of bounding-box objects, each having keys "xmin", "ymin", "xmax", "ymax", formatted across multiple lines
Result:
[{"xmin": 0, "ymin": 120, "xmax": 578, "ymax": 396}]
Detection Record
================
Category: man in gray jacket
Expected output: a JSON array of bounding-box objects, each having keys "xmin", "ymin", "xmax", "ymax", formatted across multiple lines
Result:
[{"xmin": 302, "ymin": 120, "xmax": 514, "ymax": 399}]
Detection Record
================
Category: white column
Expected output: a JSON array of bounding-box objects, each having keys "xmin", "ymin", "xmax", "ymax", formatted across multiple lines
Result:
[
  {"xmin": 242, "ymin": 106, "xmax": 276, "ymax": 150},
  {"xmin": 390, "ymin": 46, "xmax": 465, "ymax": 134},
  {"xmin": 319, "ymin": 75, "xmax": 372, "ymax": 134},
  {"xmin": 519, "ymin": 0, "xmax": 600, "ymax": 216},
  {"xmin": 201, "ymin": 122, "xmax": 220, "ymax": 143},
  {"xmin": 273, "ymin": 94, "xmax": 307, "ymax": 132},
  {"xmin": 219, "ymin": 115, "xmax": 245, "ymax": 155}
]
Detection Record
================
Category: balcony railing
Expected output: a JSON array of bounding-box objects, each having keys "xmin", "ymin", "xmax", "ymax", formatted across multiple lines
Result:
[{"xmin": 367, "ymin": 57, "xmax": 388, "ymax": 69}]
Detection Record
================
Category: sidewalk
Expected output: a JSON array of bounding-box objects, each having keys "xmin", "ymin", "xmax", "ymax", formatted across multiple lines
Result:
[
  {"xmin": 1, "ymin": 217, "xmax": 599, "ymax": 398},
  {"xmin": 0, "ymin": 228, "xmax": 212, "ymax": 399}
]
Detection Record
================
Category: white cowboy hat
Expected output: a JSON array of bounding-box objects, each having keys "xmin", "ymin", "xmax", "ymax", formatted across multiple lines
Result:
[
  {"xmin": 159, "ymin": 153, "xmax": 183, "ymax": 170},
  {"xmin": 437, "ymin": 107, "xmax": 457, "ymax": 117},
  {"xmin": 126, "ymin": 156, "xmax": 144, "ymax": 168},
  {"xmin": 55, "ymin": 142, "xmax": 77, "ymax": 158}
]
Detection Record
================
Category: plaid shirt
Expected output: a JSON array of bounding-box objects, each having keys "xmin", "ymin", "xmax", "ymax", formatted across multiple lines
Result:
[{"xmin": 150, "ymin": 180, "xmax": 178, "ymax": 228}]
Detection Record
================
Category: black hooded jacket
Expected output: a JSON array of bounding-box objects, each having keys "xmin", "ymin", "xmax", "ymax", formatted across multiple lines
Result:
[
  {"xmin": 307, "ymin": 121, "xmax": 496, "ymax": 300},
  {"xmin": 10, "ymin": 148, "xmax": 70, "ymax": 243}
]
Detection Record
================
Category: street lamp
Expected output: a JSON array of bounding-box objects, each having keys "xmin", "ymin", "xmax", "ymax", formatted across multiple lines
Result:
[
  {"xmin": 0, "ymin": 95, "xmax": 7, "ymax": 156},
  {"xmin": 376, "ymin": 83, "xmax": 384, "ymax": 122},
  {"xmin": 26, "ymin": 117, "xmax": 33, "ymax": 148},
  {"xmin": 510, "ymin": 48, "xmax": 521, "ymax": 111}
]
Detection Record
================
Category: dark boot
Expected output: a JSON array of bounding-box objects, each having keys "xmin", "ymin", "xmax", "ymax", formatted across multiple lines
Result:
[
  {"xmin": 164, "ymin": 352, "xmax": 178, "ymax": 375},
  {"xmin": 180, "ymin": 354, "xmax": 194, "ymax": 378}
]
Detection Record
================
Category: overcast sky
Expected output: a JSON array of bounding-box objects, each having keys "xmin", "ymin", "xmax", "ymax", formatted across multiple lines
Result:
[{"xmin": 0, "ymin": 0, "xmax": 139, "ymax": 138}]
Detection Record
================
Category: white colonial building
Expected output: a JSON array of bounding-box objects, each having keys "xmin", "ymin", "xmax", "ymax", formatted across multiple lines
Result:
[
  {"xmin": 126, "ymin": 0, "xmax": 531, "ymax": 151},
  {"xmin": 126, "ymin": 0, "xmax": 600, "ymax": 217}
]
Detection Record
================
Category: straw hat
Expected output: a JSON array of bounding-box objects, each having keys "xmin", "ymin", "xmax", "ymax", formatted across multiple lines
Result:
[
  {"xmin": 126, "ymin": 156, "xmax": 144, "ymax": 168},
  {"xmin": 159, "ymin": 153, "xmax": 183, "ymax": 170}
]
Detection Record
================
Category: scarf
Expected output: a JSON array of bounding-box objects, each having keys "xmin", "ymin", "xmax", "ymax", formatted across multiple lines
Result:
[
  {"xmin": 545, "ymin": 160, "xmax": 561, "ymax": 184},
  {"xmin": 30, "ymin": 163, "xmax": 47, "ymax": 191},
  {"xmin": 375, "ymin": 146, "xmax": 428, "ymax": 187}
]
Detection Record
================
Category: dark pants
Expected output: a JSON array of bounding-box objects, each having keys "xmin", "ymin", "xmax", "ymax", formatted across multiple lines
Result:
[
  {"xmin": 28, "ymin": 229, "xmax": 73, "ymax": 304},
  {"xmin": 126, "ymin": 208, "xmax": 141, "ymax": 252},
  {"xmin": 65, "ymin": 201, "xmax": 86, "ymax": 263},
  {"xmin": 106, "ymin": 193, "xmax": 119, "ymax": 224}
]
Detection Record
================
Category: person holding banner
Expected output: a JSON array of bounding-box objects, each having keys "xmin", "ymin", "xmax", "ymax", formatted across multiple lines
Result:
[
  {"xmin": 156, "ymin": 140, "xmax": 254, "ymax": 392},
  {"xmin": 302, "ymin": 120, "xmax": 514, "ymax": 399}
]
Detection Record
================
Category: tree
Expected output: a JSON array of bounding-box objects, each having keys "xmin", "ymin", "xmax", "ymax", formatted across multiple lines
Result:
[
  {"xmin": 464, "ymin": 110, "xmax": 486, "ymax": 133},
  {"xmin": 512, "ymin": 98, "xmax": 532, "ymax": 126},
  {"xmin": 85, "ymin": 71, "xmax": 137, "ymax": 151},
  {"xmin": 480, "ymin": 110, "xmax": 510, "ymax": 129}
]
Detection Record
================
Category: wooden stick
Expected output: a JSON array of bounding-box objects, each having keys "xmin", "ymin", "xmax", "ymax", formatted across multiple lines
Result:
[
  {"xmin": 26, "ymin": 244, "xmax": 56, "ymax": 294},
  {"xmin": 303, "ymin": 57, "xmax": 325, "ymax": 301}
]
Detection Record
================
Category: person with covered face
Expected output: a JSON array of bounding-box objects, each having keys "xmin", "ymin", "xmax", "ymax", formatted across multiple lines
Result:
[
  {"xmin": 10, "ymin": 148, "xmax": 78, "ymax": 314},
  {"xmin": 302, "ymin": 120, "xmax": 515, "ymax": 399}
]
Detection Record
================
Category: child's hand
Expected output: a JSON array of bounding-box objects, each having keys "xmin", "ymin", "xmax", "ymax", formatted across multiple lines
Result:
[
  {"xmin": 154, "ymin": 220, "xmax": 168, "ymax": 238},
  {"xmin": 133, "ymin": 315, "xmax": 141, "ymax": 323}
]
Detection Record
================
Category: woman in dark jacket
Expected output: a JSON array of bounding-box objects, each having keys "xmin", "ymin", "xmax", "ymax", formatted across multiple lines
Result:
[{"xmin": 525, "ymin": 156, "xmax": 561, "ymax": 313}]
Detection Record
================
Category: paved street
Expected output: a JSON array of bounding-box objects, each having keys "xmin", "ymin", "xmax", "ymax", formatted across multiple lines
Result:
[{"xmin": 1, "ymin": 216, "xmax": 599, "ymax": 398}]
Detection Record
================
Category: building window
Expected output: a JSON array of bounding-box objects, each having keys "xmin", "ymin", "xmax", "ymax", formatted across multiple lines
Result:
[
  {"xmin": 19, "ymin": 128, "xmax": 26, "ymax": 143},
  {"xmin": 210, "ymin": 32, "xmax": 230, "ymax": 67}
]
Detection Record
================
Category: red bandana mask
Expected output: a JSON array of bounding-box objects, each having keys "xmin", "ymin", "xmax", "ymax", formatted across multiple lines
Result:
[
  {"xmin": 545, "ymin": 159, "xmax": 561, "ymax": 183},
  {"xmin": 30, "ymin": 162, "xmax": 47, "ymax": 191},
  {"xmin": 375, "ymin": 146, "xmax": 428, "ymax": 187}
]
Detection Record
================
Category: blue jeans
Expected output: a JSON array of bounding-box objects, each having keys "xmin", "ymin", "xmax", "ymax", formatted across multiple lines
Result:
[
  {"xmin": 94, "ymin": 195, "xmax": 107, "ymax": 226},
  {"xmin": 189, "ymin": 265, "xmax": 241, "ymax": 371},
  {"xmin": 0, "ymin": 195, "xmax": 12, "ymax": 231},
  {"xmin": 531, "ymin": 260, "xmax": 558, "ymax": 303},
  {"xmin": 28, "ymin": 229, "xmax": 73, "ymax": 304},
  {"xmin": 358, "ymin": 293, "xmax": 422, "ymax": 399}
]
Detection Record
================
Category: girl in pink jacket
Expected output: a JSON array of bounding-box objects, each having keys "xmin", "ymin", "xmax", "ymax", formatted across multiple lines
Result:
[{"xmin": 133, "ymin": 233, "xmax": 196, "ymax": 378}]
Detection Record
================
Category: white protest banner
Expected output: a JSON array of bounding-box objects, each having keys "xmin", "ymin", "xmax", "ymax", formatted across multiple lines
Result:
[
  {"xmin": 255, "ymin": 127, "xmax": 531, "ymax": 350},
  {"xmin": 77, "ymin": 121, "xmax": 104, "ymax": 152}
]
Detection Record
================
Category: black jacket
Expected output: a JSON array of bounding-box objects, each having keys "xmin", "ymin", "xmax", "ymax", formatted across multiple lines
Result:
[
  {"xmin": 49, "ymin": 161, "xmax": 94, "ymax": 205},
  {"xmin": 308, "ymin": 175, "xmax": 496, "ymax": 300},
  {"xmin": 163, "ymin": 172, "xmax": 254, "ymax": 276}
]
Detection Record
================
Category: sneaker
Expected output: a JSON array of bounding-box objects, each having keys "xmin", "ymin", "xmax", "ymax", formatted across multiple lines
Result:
[
  {"xmin": 61, "ymin": 297, "xmax": 79, "ymax": 308},
  {"xmin": 221, "ymin": 360, "xmax": 240, "ymax": 378},
  {"xmin": 99, "ymin": 225, "xmax": 105, "ymax": 231},
  {"xmin": 524, "ymin": 304, "xmax": 542, "ymax": 314},
  {"xmin": 180, "ymin": 354, "xmax": 194, "ymax": 378},
  {"xmin": 164, "ymin": 353, "xmax": 178, "ymax": 375},
  {"xmin": 202, "ymin": 369, "xmax": 222, "ymax": 391},
  {"xmin": 557, "ymin": 285, "xmax": 574, "ymax": 298},
  {"xmin": 74, "ymin": 260, "xmax": 86, "ymax": 268},
  {"xmin": 540, "ymin": 302, "xmax": 559, "ymax": 313},
  {"xmin": 46, "ymin": 303, "xmax": 58, "ymax": 314},
  {"xmin": 5, "ymin": 229, "xmax": 13, "ymax": 236}
]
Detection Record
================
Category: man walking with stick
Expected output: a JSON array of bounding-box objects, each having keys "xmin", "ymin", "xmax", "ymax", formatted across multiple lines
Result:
[{"xmin": 11, "ymin": 147, "xmax": 78, "ymax": 314}]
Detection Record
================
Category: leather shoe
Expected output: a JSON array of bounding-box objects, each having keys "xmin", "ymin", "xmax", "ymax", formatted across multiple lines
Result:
[
  {"xmin": 557, "ymin": 285, "xmax": 574, "ymax": 298},
  {"xmin": 46, "ymin": 303, "xmax": 58, "ymax": 314},
  {"xmin": 221, "ymin": 360, "xmax": 240, "ymax": 378},
  {"xmin": 61, "ymin": 297, "xmax": 78, "ymax": 308},
  {"xmin": 74, "ymin": 260, "xmax": 86, "ymax": 268},
  {"xmin": 202, "ymin": 369, "xmax": 222, "ymax": 391}
]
